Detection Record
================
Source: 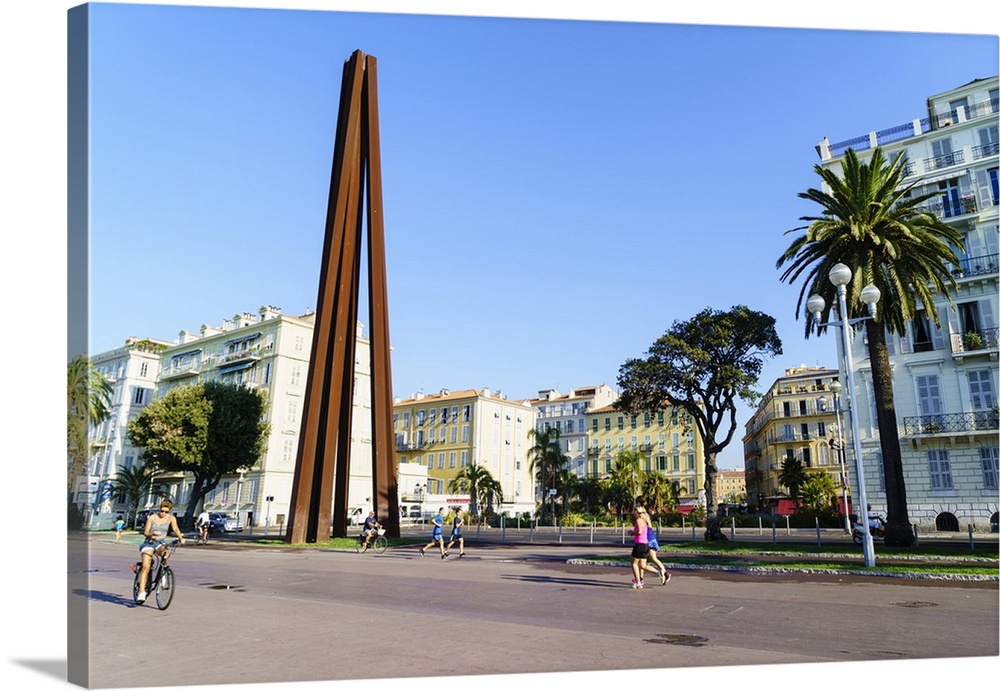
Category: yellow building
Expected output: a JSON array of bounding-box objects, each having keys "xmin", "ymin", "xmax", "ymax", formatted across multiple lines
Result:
[
  {"xmin": 742, "ymin": 366, "xmax": 845, "ymax": 508},
  {"xmin": 393, "ymin": 388, "xmax": 537, "ymax": 514},
  {"xmin": 716, "ymin": 470, "xmax": 747, "ymax": 504},
  {"xmin": 585, "ymin": 404, "xmax": 706, "ymax": 505}
]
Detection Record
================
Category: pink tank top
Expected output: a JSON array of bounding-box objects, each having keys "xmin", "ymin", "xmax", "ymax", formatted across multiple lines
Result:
[{"xmin": 634, "ymin": 518, "xmax": 649, "ymax": 545}]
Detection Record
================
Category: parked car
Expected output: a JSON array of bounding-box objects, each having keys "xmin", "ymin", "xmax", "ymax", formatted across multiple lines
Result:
[{"xmin": 208, "ymin": 512, "xmax": 242, "ymax": 533}]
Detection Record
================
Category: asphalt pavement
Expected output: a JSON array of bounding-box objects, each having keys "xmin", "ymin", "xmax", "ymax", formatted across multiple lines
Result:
[{"xmin": 71, "ymin": 531, "xmax": 998, "ymax": 690}]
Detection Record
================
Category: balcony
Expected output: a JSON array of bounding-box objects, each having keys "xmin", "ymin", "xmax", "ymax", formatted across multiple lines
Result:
[
  {"xmin": 950, "ymin": 327, "xmax": 999, "ymax": 355},
  {"xmin": 826, "ymin": 96, "xmax": 998, "ymax": 159},
  {"xmin": 160, "ymin": 361, "xmax": 201, "ymax": 380},
  {"xmin": 953, "ymin": 253, "xmax": 999, "ymax": 278},
  {"xmin": 973, "ymin": 141, "xmax": 999, "ymax": 159},
  {"xmin": 903, "ymin": 410, "xmax": 999, "ymax": 436},
  {"xmin": 924, "ymin": 150, "xmax": 966, "ymax": 172}
]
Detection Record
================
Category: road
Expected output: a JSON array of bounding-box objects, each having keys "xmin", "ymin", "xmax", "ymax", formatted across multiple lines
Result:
[{"xmin": 70, "ymin": 532, "xmax": 998, "ymax": 690}]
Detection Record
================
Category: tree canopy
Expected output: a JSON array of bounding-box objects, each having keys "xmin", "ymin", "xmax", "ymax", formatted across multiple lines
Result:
[
  {"xmin": 616, "ymin": 305, "xmax": 781, "ymax": 539},
  {"xmin": 127, "ymin": 381, "xmax": 269, "ymax": 523},
  {"xmin": 67, "ymin": 354, "xmax": 113, "ymax": 495}
]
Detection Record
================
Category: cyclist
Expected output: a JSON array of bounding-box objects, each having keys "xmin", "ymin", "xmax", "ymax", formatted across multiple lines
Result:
[
  {"xmin": 359, "ymin": 511, "xmax": 381, "ymax": 552},
  {"xmin": 195, "ymin": 508, "xmax": 210, "ymax": 544},
  {"xmin": 136, "ymin": 499, "xmax": 185, "ymax": 603}
]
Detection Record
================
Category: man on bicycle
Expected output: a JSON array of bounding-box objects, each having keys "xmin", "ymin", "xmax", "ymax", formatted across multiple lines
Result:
[
  {"xmin": 136, "ymin": 499, "xmax": 185, "ymax": 602},
  {"xmin": 195, "ymin": 508, "xmax": 210, "ymax": 544},
  {"xmin": 359, "ymin": 511, "xmax": 381, "ymax": 552}
]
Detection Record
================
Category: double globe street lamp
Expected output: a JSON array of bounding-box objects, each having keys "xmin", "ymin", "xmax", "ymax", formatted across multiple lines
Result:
[{"xmin": 806, "ymin": 263, "xmax": 880, "ymax": 567}]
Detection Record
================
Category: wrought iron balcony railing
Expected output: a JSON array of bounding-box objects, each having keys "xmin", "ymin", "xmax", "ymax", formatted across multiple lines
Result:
[
  {"xmin": 950, "ymin": 326, "xmax": 1000, "ymax": 353},
  {"xmin": 903, "ymin": 411, "xmax": 999, "ymax": 435}
]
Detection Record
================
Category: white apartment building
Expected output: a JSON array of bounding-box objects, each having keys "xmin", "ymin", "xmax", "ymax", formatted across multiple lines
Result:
[
  {"xmin": 79, "ymin": 337, "xmax": 171, "ymax": 529},
  {"xmin": 528, "ymin": 384, "xmax": 619, "ymax": 477},
  {"xmin": 819, "ymin": 76, "xmax": 999, "ymax": 532},
  {"xmin": 393, "ymin": 388, "xmax": 537, "ymax": 516},
  {"xmin": 154, "ymin": 306, "xmax": 375, "ymax": 532}
]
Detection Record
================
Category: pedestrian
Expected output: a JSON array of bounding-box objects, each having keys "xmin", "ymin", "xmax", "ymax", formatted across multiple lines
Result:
[
  {"xmin": 444, "ymin": 509, "xmax": 465, "ymax": 557},
  {"xmin": 114, "ymin": 515, "xmax": 125, "ymax": 543},
  {"xmin": 630, "ymin": 503, "xmax": 651, "ymax": 589},
  {"xmin": 642, "ymin": 509, "xmax": 670, "ymax": 585},
  {"xmin": 419, "ymin": 507, "xmax": 447, "ymax": 558}
]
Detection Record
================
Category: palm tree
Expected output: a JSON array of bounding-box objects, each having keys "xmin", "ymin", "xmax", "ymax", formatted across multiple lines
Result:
[
  {"xmin": 476, "ymin": 475, "xmax": 504, "ymax": 515},
  {"xmin": 642, "ymin": 472, "xmax": 679, "ymax": 515},
  {"xmin": 575, "ymin": 477, "xmax": 605, "ymax": 516},
  {"xmin": 449, "ymin": 463, "xmax": 493, "ymax": 517},
  {"xmin": 778, "ymin": 456, "xmax": 808, "ymax": 501},
  {"xmin": 527, "ymin": 427, "xmax": 567, "ymax": 522},
  {"xmin": 67, "ymin": 354, "xmax": 113, "ymax": 496},
  {"xmin": 609, "ymin": 449, "xmax": 645, "ymax": 502},
  {"xmin": 108, "ymin": 465, "xmax": 167, "ymax": 528},
  {"xmin": 777, "ymin": 146, "xmax": 963, "ymax": 547}
]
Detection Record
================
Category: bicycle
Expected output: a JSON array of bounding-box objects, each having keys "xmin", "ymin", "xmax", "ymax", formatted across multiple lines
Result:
[
  {"xmin": 356, "ymin": 527, "xmax": 387, "ymax": 554},
  {"xmin": 131, "ymin": 539, "xmax": 180, "ymax": 609}
]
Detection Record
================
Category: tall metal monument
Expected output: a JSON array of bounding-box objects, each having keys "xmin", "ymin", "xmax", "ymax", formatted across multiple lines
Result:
[{"xmin": 286, "ymin": 50, "xmax": 398, "ymax": 543}]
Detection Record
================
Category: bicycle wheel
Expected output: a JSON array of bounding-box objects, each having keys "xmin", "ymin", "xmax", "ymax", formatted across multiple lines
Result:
[
  {"xmin": 373, "ymin": 535, "xmax": 388, "ymax": 554},
  {"xmin": 155, "ymin": 566, "xmax": 175, "ymax": 610},
  {"xmin": 355, "ymin": 536, "xmax": 365, "ymax": 553},
  {"xmin": 132, "ymin": 564, "xmax": 143, "ymax": 605}
]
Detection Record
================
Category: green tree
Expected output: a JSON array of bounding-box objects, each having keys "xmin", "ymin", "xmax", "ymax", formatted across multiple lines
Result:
[
  {"xmin": 799, "ymin": 472, "xmax": 838, "ymax": 515},
  {"xmin": 642, "ymin": 472, "xmax": 680, "ymax": 515},
  {"xmin": 67, "ymin": 354, "xmax": 113, "ymax": 496},
  {"xmin": 127, "ymin": 381, "xmax": 269, "ymax": 526},
  {"xmin": 108, "ymin": 465, "xmax": 168, "ymax": 528},
  {"xmin": 777, "ymin": 147, "xmax": 963, "ymax": 547},
  {"xmin": 778, "ymin": 456, "xmax": 808, "ymax": 500},
  {"xmin": 609, "ymin": 449, "xmax": 645, "ymax": 502},
  {"xmin": 527, "ymin": 427, "xmax": 568, "ymax": 522},
  {"xmin": 575, "ymin": 477, "xmax": 605, "ymax": 515},
  {"xmin": 449, "ymin": 462, "xmax": 494, "ymax": 517},
  {"xmin": 616, "ymin": 306, "xmax": 782, "ymax": 540},
  {"xmin": 477, "ymin": 475, "xmax": 504, "ymax": 515}
]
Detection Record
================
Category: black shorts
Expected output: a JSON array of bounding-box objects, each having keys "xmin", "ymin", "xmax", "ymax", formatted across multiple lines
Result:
[
  {"xmin": 631, "ymin": 543, "xmax": 650, "ymax": 560},
  {"xmin": 450, "ymin": 530, "xmax": 462, "ymax": 539}
]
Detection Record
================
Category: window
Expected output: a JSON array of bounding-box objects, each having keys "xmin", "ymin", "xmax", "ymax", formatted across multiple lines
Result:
[
  {"xmin": 461, "ymin": 451, "xmax": 469, "ymax": 467},
  {"xmin": 139, "ymin": 361, "xmax": 149, "ymax": 378},
  {"xmin": 449, "ymin": 452, "xmax": 456, "ymax": 468},
  {"xmin": 817, "ymin": 421, "xmax": 826, "ymax": 438},
  {"xmin": 802, "ymin": 447, "xmax": 811, "ymax": 467},
  {"xmin": 416, "ymin": 410, "xmax": 426, "ymax": 426},
  {"xmin": 294, "ymin": 335, "xmax": 304, "ymax": 352},
  {"xmin": 687, "ymin": 453, "xmax": 695, "ymax": 470},
  {"xmin": 604, "ymin": 418, "xmax": 611, "ymax": 431},
  {"xmin": 461, "ymin": 425, "xmax": 469, "ymax": 442},
  {"xmin": 592, "ymin": 418, "xmax": 598, "ymax": 432},
  {"xmin": 916, "ymin": 374, "xmax": 944, "ymax": 418},
  {"xmin": 402, "ymin": 412, "xmax": 410, "ymax": 428},
  {"xmin": 819, "ymin": 444, "xmax": 830, "ymax": 466},
  {"xmin": 133, "ymin": 386, "xmax": 150, "ymax": 405},
  {"xmin": 438, "ymin": 453, "xmax": 445, "ymax": 469},
  {"xmin": 617, "ymin": 416, "xmax": 624, "ymax": 430},
  {"xmin": 290, "ymin": 364, "xmax": 301, "ymax": 387},
  {"xmin": 450, "ymin": 427, "xmax": 458, "ymax": 443},
  {"xmin": 928, "ymin": 449, "xmax": 953, "ymax": 490},
  {"xmin": 981, "ymin": 447, "xmax": 999, "ymax": 490},
  {"xmin": 286, "ymin": 400, "xmax": 298, "ymax": 423},
  {"xmin": 968, "ymin": 369, "xmax": 996, "ymax": 410}
]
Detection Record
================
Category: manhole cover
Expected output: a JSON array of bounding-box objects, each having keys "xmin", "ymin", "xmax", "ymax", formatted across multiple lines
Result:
[
  {"xmin": 701, "ymin": 605, "xmax": 743, "ymax": 615},
  {"xmin": 645, "ymin": 633, "xmax": 708, "ymax": 646},
  {"xmin": 892, "ymin": 601, "xmax": 937, "ymax": 608},
  {"xmin": 207, "ymin": 584, "xmax": 246, "ymax": 592}
]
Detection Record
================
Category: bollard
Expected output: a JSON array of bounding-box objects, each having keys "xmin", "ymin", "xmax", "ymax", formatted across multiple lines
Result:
[
  {"xmin": 772, "ymin": 523, "xmax": 777, "ymax": 544},
  {"xmin": 968, "ymin": 523, "xmax": 974, "ymax": 550},
  {"xmin": 913, "ymin": 523, "xmax": 919, "ymax": 548},
  {"xmin": 558, "ymin": 523, "xmax": 563, "ymax": 543},
  {"xmin": 501, "ymin": 515, "xmax": 506, "ymax": 542},
  {"xmin": 590, "ymin": 521, "xmax": 595, "ymax": 545},
  {"xmin": 529, "ymin": 520, "xmax": 534, "ymax": 543},
  {"xmin": 785, "ymin": 515, "xmax": 791, "ymax": 535},
  {"xmin": 758, "ymin": 516, "xmax": 762, "ymax": 535},
  {"xmin": 816, "ymin": 517, "xmax": 821, "ymax": 547},
  {"xmin": 730, "ymin": 517, "xmax": 735, "ymax": 541},
  {"xmin": 692, "ymin": 522, "xmax": 696, "ymax": 540}
]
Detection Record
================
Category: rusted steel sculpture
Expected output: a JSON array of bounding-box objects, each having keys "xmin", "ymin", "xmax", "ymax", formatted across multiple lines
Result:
[{"xmin": 286, "ymin": 50, "xmax": 398, "ymax": 543}]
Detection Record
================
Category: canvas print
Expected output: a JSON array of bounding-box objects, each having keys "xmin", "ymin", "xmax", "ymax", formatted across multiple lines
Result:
[{"xmin": 48, "ymin": 1, "xmax": 1000, "ymax": 690}]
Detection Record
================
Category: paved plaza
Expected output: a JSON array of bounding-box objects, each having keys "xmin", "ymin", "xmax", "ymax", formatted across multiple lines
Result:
[{"xmin": 63, "ymin": 531, "xmax": 999, "ymax": 690}]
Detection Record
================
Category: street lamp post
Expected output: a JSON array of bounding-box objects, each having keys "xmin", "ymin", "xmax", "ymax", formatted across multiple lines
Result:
[
  {"xmin": 807, "ymin": 262, "xmax": 880, "ymax": 567},
  {"xmin": 822, "ymin": 380, "xmax": 852, "ymax": 534}
]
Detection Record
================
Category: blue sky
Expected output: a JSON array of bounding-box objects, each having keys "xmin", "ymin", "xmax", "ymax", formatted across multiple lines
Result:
[
  {"xmin": 83, "ymin": 3, "xmax": 997, "ymax": 472},
  {"xmin": 2, "ymin": 3, "xmax": 998, "ymax": 690}
]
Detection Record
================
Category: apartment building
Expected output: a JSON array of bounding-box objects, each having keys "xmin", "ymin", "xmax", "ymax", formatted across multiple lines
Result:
[
  {"xmin": 818, "ymin": 76, "xmax": 999, "ymax": 531},
  {"xmin": 585, "ymin": 404, "xmax": 706, "ymax": 508},
  {"xmin": 154, "ymin": 306, "xmax": 376, "ymax": 531},
  {"xmin": 393, "ymin": 388, "xmax": 537, "ymax": 516},
  {"xmin": 78, "ymin": 337, "xmax": 171, "ymax": 529},
  {"xmin": 742, "ymin": 367, "xmax": 843, "ymax": 507},
  {"xmin": 716, "ymin": 470, "xmax": 747, "ymax": 505},
  {"xmin": 527, "ymin": 384, "xmax": 619, "ymax": 477}
]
